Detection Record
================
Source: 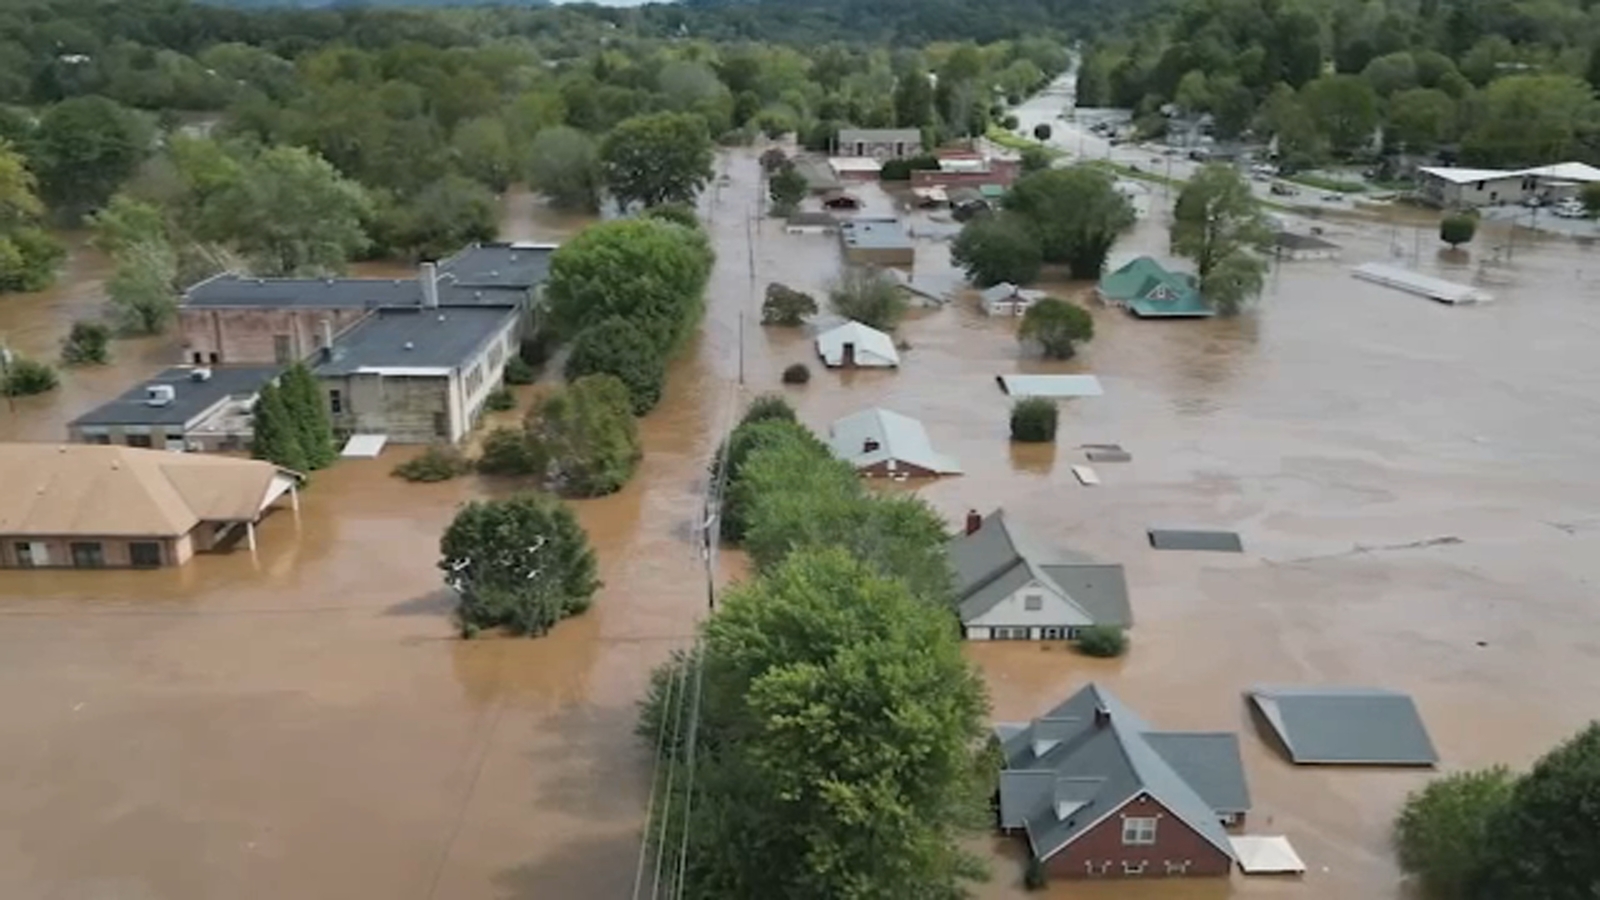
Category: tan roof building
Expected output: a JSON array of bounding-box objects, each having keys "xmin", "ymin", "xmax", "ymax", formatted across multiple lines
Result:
[{"xmin": 0, "ymin": 444, "xmax": 301, "ymax": 569}]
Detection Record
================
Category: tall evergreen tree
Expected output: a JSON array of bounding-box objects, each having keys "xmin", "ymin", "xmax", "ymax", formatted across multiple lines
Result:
[
  {"xmin": 251, "ymin": 381, "xmax": 310, "ymax": 473},
  {"xmin": 281, "ymin": 363, "xmax": 337, "ymax": 469}
]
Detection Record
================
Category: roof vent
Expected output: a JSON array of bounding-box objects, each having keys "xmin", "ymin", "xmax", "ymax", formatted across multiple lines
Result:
[
  {"xmin": 437, "ymin": 314, "xmax": 446, "ymax": 322},
  {"xmin": 325, "ymin": 278, "xmax": 335, "ymax": 285},
  {"xmin": 145, "ymin": 384, "xmax": 177, "ymax": 407},
  {"xmin": 190, "ymin": 367, "xmax": 212, "ymax": 382},
  {"xmin": 403, "ymin": 341, "xmax": 415, "ymax": 351}
]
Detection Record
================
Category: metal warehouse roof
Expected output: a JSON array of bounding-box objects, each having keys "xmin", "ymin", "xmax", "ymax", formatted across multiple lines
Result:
[
  {"xmin": 1248, "ymin": 686, "xmax": 1438, "ymax": 766},
  {"xmin": 1351, "ymin": 262, "xmax": 1493, "ymax": 305},
  {"xmin": 828, "ymin": 407, "xmax": 961, "ymax": 475}
]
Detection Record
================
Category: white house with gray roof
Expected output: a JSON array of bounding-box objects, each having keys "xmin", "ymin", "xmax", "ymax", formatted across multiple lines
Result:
[
  {"xmin": 995, "ymin": 682, "xmax": 1249, "ymax": 879},
  {"xmin": 828, "ymin": 408, "xmax": 961, "ymax": 478},
  {"xmin": 950, "ymin": 509, "xmax": 1130, "ymax": 640},
  {"xmin": 816, "ymin": 320, "xmax": 899, "ymax": 368}
]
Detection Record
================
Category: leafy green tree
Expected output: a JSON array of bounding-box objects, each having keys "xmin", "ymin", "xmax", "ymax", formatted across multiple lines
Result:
[
  {"xmin": 199, "ymin": 146, "xmax": 371, "ymax": 277},
  {"xmin": 1019, "ymin": 297, "xmax": 1093, "ymax": 359},
  {"xmin": 33, "ymin": 96, "xmax": 149, "ymax": 213},
  {"xmin": 451, "ymin": 115, "xmax": 516, "ymax": 192},
  {"xmin": 893, "ymin": 68, "xmax": 935, "ymax": 128},
  {"xmin": 1171, "ymin": 163, "xmax": 1270, "ymax": 316},
  {"xmin": 1394, "ymin": 767, "xmax": 1514, "ymax": 899},
  {"xmin": 719, "ymin": 417, "xmax": 823, "ymax": 543},
  {"xmin": 106, "ymin": 239, "xmax": 178, "ymax": 334},
  {"xmin": 525, "ymin": 374, "xmax": 641, "ymax": 498},
  {"xmin": 637, "ymin": 546, "xmax": 990, "ymax": 898},
  {"xmin": 90, "ymin": 195, "xmax": 168, "ymax": 256},
  {"xmin": 761, "ymin": 282, "xmax": 817, "ymax": 325},
  {"xmin": 439, "ymin": 493, "xmax": 600, "ymax": 638},
  {"xmin": 1472, "ymin": 724, "xmax": 1600, "ymax": 900},
  {"xmin": 1019, "ymin": 146, "xmax": 1053, "ymax": 173},
  {"xmin": 951, "ymin": 214, "xmax": 1042, "ymax": 287},
  {"xmin": 1003, "ymin": 167, "xmax": 1135, "ymax": 278},
  {"xmin": 251, "ymin": 380, "xmax": 309, "ymax": 473},
  {"xmin": 1033, "ymin": 123, "xmax": 1052, "ymax": 141},
  {"xmin": 1386, "ymin": 89, "xmax": 1458, "ymax": 153},
  {"xmin": 476, "ymin": 426, "xmax": 543, "ymax": 476},
  {"xmin": 1301, "ymin": 75, "xmax": 1380, "ymax": 156},
  {"xmin": 1362, "ymin": 52, "xmax": 1420, "ymax": 98},
  {"xmin": 0, "ymin": 140, "xmax": 62, "ymax": 293},
  {"xmin": 658, "ymin": 60, "xmax": 734, "ymax": 135},
  {"xmin": 740, "ymin": 394, "xmax": 797, "ymax": 427},
  {"xmin": 527, "ymin": 126, "xmax": 600, "ymax": 212},
  {"xmin": 1440, "ymin": 214, "xmax": 1477, "ymax": 249},
  {"xmin": 1257, "ymin": 84, "xmax": 1323, "ymax": 162},
  {"xmin": 827, "ymin": 266, "xmax": 908, "ymax": 331},
  {"xmin": 280, "ymin": 362, "xmax": 337, "ymax": 470},
  {"xmin": 564, "ymin": 317, "xmax": 666, "ymax": 415},
  {"xmin": 1010, "ymin": 397, "xmax": 1057, "ymax": 442},
  {"xmin": 370, "ymin": 174, "xmax": 496, "ymax": 262},
  {"xmin": 1, "ymin": 357, "xmax": 58, "ymax": 396},
  {"xmin": 60, "ymin": 320, "xmax": 110, "ymax": 365},
  {"xmin": 600, "ymin": 112, "xmax": 714, "ymax": 209},
  {"xmin": 1463, "ymin": 75, "xmax": 1600, "ymax": 167},
  {"xmin": 768, "ymin": 163, "xmax": 806, "ymax": 216},
  {"xmin": 546, "ymin": 217, "xmax": 712, "ymax": 351}
]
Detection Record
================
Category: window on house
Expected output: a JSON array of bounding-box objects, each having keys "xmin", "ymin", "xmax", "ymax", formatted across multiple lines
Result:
[
  {"xmin": 129, "ymin": 542, "xmax": 162, "ymax": 568},
  {"xmin": 329, "ymin": 389, "xmax": 343, "ymax": 415},
  {"xmin": 1122, "ymin": 861, "xmax": 1147, "ymax": 875},
  {"xmin": 1164, "ymin": 860, "xmax": 1190, "ymax": 875},
  {"xmin": 125, "ymin": 434, "xmax": 153, "ymax": 448},
  {"xmin": 1023, "ymin": 593, "xmax": 1043, "ymax": 611},
  {"xmin": 209, "ymin": 352, "xmax": 219, "ymax": 365},
  {"xmin": 1122, "ymin": 817, "xmax": 1158, "ymax": 845},
  {"xmin": 14, "ymin": 542, "xmax": 34, "ymax": 568},
  {"xmin": 70, "ymin": 542, "xmax": 105, "ymax": 569},
  {"xmin": 1041, "ymin": 626, "xmax": 1064, "ymax": 640},
  {"xmin": 192, "ymin": 352, "xmax": 204, "ymax": 365}
]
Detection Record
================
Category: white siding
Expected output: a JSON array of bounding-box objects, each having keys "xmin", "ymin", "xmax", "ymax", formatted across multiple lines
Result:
[
  {"xmin": 966, "ymin": 578, "xmax": 1093, "ymax": 632},
  {"xmin": 965, "ymin": 626, "xmax": 991, "ymax": 641}
]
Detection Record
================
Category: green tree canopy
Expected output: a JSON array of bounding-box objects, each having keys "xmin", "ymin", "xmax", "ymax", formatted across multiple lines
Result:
[
  {"xmin": 1394, "ymin": 767, "xmax": 1514, "ymax": 900},
  {"xmin": 280, "ymin": 362, "xmax": 337, "ymax": 469},
  {"xmin": 0, "ymin": 139, "xmax": 62, "ymax": 293},
  {"xmin": 251, "ymin": 380, "xmax": 310, "ymax": 473},
  {"xmin": 1300, "ymin": 75, "xmax": 1380, "ymax": 156},
  {"xmin": 438, "ymin": 492, "xmax": 600, "ymax": 637},
  {"xmin": 600, "ymin": 111, "xmax": 714, "ymax": 209},
  {"xmin": 1473, "ymin": 724, "xmax": 1600, "ymax": 900},
  {"xmin": 34, "ymin": 95, "xmax": 149, "ymax": 213},
  {"xmin": 1002, "ymin": 166, "xmax": 1134, "ymax": 278},
  {"xmin": 1462, "ymin": 75, "xmax": 1600, "ymax": 167},
  {"xmin": 106, "ymin": 238, "xmax": 178, "ymax": 334},
  {"xmin": 1018, "ymin": 297, "xmax": 1094, "ymax": 359},
  {"xmin": 199, "ymin": 145, "xmax": 371, "ymax": 276},
  {"xmin": 951, "ymin": 213, "xmax": 1043, "ymax": 287},
  {"xmin": 768, "ymin": 163, "xmax": 806, "ymax": 215},
  {"xmin": 827, "ymin": 266, "xmax": 908, "ymax": 331},
  {"xmin": 1171, "ymin": 163, "xmax": 1270, "ymax": 316},
  {"xmin": 545, "ymin": 217, "xmax": 713, "ymax": 350},
  {"xmin": 564, "ymin": 316, "xmax": 667, "ymax": 415},
  {"xmin": 527, "ymin": 125, "xmax": 600, "ymax": 212},
  {"xmin": 1386, "ymin": 88, "xmax": 1459, "ymax": 152},
  {"xmin": 525, "ymin": 373, "xmax": 642, "ymax": 498}
]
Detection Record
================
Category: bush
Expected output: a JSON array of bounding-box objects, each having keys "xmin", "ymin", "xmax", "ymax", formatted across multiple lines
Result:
[
  {"xmin": 741, "ymin": 394, "xmax": 797, "ymax": 426},
  {"xmin": 476, "ymin": 425, "xmax": 542, "ymax": 475},
  {"xmin": 393, "ymin": 444, "xmax": 470, "ymax": 482},
  {"xmin": 879, "ymin": 158, "xmax": 913, "ymax": 181},
  {"xmin": 526, "ymin": 374, "xmax": 641, "ymax": 497},
  {"xmin": 439, "ymin": 492, "xmax": 599, "ymax": 637},
  {"xmin": 1019, "ymin": 297, "xmax": 1094, "ymax": 359},
  {"xmin": 1440, "ymin": 212, "xmax": 1477, "ymax": 248},
  {"xmin": 1075, "ymin": 624, "xmax": 1127, "ymax": 657},
  {"xmin": 1002, "ymin": 114, "xmax": 1020, "ymax": 130},
  {"xmin": 1023, "ymin": 856, "xmax": 1049, "ymax": 890},
  {"xmin": 1009, "ymin": 397, "xmax": 1058, "ymax": 443},
  {"xmin": 1020, "ymin": 146, "xmax": 1053, "ymax": 173},
  {"xmin": 952, "ymin": 214, "xmax": 1043, "ymax": 287},
  {"xmin": 759, "ymin": 147, "xmax": 789, "ymax": 173},
  {"xmin": 1394, "ymin": 766, "xmax": 1515, "ymax": 899},
  {"xmin": 642, "ymin": 202, "xmax": 700, "ymax": 229},
  {"xmin": 504, "ymin": 355, "xmax": 537, "ymax": 385},
  {"xmin": 781, "ymin": 362, "xmax": 811, "ymax": 384},
  {"xmin": 762, "ymin": 282, "xmax": 818, "ymax": 325},
  {"xmin": 1582, "ymin": 182, "xmax": 1600, "ymax": 217},
  {"xmin": 564, "ymin": 317, "xmax": 667, "ymax": 415},
  {"xmin": 519, "ymin": 332, "xmax": 555, "ymax": 368},
  {"xmin": 828, "ymin": 267, "xmax": 908, "ymax": 332},
  {"xmin": 1, "ymin": 357, "xmax": 58, "ymax": 396},
  {"xmin": 1033, "ymin": 123, "xmax": 1052, "ymax": 141},
  {"xmin": 60, "ymin": 320, "xmax": 111, "ymax": 366},
  {"xmin": 485, "ymin": 386, "xmax": 516, "ymax": 412}
]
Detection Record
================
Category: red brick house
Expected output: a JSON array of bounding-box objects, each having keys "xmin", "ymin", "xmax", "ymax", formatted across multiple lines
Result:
[{"xmin": 994, "ymin": 683, "xmax": 1250, "ymax": 879}]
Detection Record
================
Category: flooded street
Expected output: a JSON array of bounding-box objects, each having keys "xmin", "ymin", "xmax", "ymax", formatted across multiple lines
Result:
[{"xmin": 3, "ymin": 149, "xmax": 1600, "ymax": 900}]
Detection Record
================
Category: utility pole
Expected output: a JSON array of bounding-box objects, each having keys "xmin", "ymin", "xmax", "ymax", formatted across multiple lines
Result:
[{"xmin": 0, "ymin": 340, "xmax": 12, "ymax": 414}]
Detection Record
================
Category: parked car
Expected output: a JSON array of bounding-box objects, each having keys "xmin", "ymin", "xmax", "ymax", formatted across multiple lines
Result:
[
  {"xmin": 1270, "ymin": 182, "xmax": 1299, "ymax": 196},
  {"xmin": 1553, "ymin": 199, "xmax": 1587, "ymax": 218},
  {"xmin": 1322, "ymin": 193, "xmax": 1343, "ymax": 202}
]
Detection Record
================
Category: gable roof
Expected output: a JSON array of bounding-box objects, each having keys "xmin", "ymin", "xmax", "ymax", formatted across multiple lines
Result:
[
  {"xmin": 1249, "ymin": 686, "xmax": 1438, "ymax": 765},
  {"xmin": 0, "ymin": 444, "xmax": 298, "ymax": 537},
  {"xmin": 828, "ymin": 408, "xmax": 961, "ymax": 475},
  {"xmin": 996, "ymin": 683, "xmax": 1244, "ymax": 863},
  {"xmin": 1100, "ymin": 256, "xmax": 1212, "ymax": 318},
  {"xmin": 950, "ymin": 510, "xmax": 1130, "ymax": 626},
  {"xmin": 815, "ymin": 320, "xmax": 899, "ymax": 366}
]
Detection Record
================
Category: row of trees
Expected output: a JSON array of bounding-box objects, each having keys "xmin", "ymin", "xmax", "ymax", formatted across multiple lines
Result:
[
  {"xmin": 251, "ymin": 362, "xmax": 337, "ymax": 474},
  {"xmin": 638, "ymin": 397, "xmax": 990, "ymax": 896},
  {"xmin": 0, "ymin": 140, "xmax": 62, "ymax": 292},
  {"xmin": 1077, "ymin": 0, "xmax": 1600, "ymax": 169}
]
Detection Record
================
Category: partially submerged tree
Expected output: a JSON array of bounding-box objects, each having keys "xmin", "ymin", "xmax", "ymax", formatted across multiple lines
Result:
[
  {"xmin": 60, "ymin": 321, "xmax": 111, "ymax": 366},
  {"xmin": 545, "ymin": 217, "xmax": 714, "ymax": 351},
  {"xmin": 1171, "ymin": 163, "xmax": 1271, "ymax": 315},
  {"xmin": 600, "ymin": 111, "xmax": 715, "ymax": 209},
  {"xmin": 952, "ymin": 214, "xmax": 1042, "ymax": 287},
  {"xmin": 106, "ymin": 239, "xmax": 179, "ymax": 334},
  {"xmin": 527, "ymin": 126, "xmax": 600, "ymax": 212},
  {"xmin": 0, "ymin": 141, "xmax": 62, "ymax": 294},
  {"xmin": 827, "ymin": 266, "xmax": 907, "ymax": 331},
  {"xmin": 564, "ymin": 316, "xmax": 667, "ymax": 415},
  {"xmin": 200, "ymin": 145, "xmax": 372, "ymax": 276},
  {"xmin": 1033, "ymin": 122, "xmax": 1053, "ymax": 141},
  {"xmin": 1440, "ymin": 213, "xmax": 1477, "ymax": 248},
  {"xmin": 768, "ymin": 162, "xmax": 806, "ymax": 215},
  {"xmin": 1, "ymin": 357, "xmax": 57, "ymax": 396},
  {"xmin": 1075, "ymin": 624, "xmax": 1127, "ymax": 657},
  {"xmin": 1472, "ymin": 724, "xmax": 1600, "ymax": 900},
  {"xmin": 525, "ymin": 374, "xmax": 642, "ymax": 497},
  {"xmin": 250, "ymin": 380, "xmax": 310, "ymax": 472},
  {"xmin": 280, "ymin": 362, "xmax": 338, "ymax": 469},
  {"xmin": 1003, "ymin": 166, "xmax": 1135, "ymax": 278},
  {"xmin": 1018, "ymin": 297, "xmax": 1094, "ymax": 359},
  {"xmin": 1394, "ymin": 766, "xmax": 1514, "ymax": 899},
  {"xmin": 438, "ymin": 493, "xmax": 600, "ymax": 637},
  {"xmin": 1010, "ymin": 397, "xmax": 1058, "ymax": 442},
  {"xmin": 761, "ymin": 282, "xmax": 817, "ymax": 325}
]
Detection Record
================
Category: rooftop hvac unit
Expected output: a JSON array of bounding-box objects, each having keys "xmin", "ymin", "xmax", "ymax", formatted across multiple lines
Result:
[
  {"xmin": 145, "ymin": 384, "xmax": 177, "ymax": 407},
  {"xmin": 190, "ymin": 367, "xmax": 212, "ymax": 382}
]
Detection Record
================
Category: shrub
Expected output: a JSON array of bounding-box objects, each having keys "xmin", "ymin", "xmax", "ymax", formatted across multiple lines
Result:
[
  {"xmin": 564, "ymin": 317, "xmax": 667, "ymax": 415},
  {"xmin": 1033, "ymin": 123, "xmax": 1052, "ymax": 141},
  {"xmin": 1009, "ymin": 397, "xmax": 1058, "ymax": 443},
  {"xmin": 504, "ymin": 355, "xmax": 537, "ymax": 385},
  {"xmin": 526, "ymin": 374, "xmax": 641, "ymax": 497},
  {"xmin": 759, "ymin": 147, "xmax": 789, "ymax": 173},
  {"xmin": 485, "ymin": 386, "xmax": 516, "ymax": 412},
  {"xmin": 741, "ymin": 394, "xmax": 797, "ymax": 426},
  {"xmin": 439, "ymin": 492, "xmax": 599, "ymax": 637},
  {"xmin": 642, "ymin": 202, "xmax": 700, "ymax": 229},
  {"xmin": 1002, "ymin": 114, "xmax": 1020, "ymax": 130},
  {"xmin": 827, "ymin": 267, "xmax": 907, "ymax": 331},
  {"xmin": 476, "ymin": 426, "xmax": 542, "ymax": 475},
  {"xmin": 1075, "ymin": 624, "xmax": 1127, "ymax": 657},
  {"xmin": 1020, "ymin": 146, "xmax": 1053, "ymax": 173},
  {"xmin": 781, "ymin": 362, "xmax": 811, "ymax": 384},
  {"xmin": 60, "ymin": 320, "xmax": 111, "ymax": 365},
  {"xmin": 879, "ymin": 158, "xmax": 913, "ymax": 181},
  {"xmin": 2, "ymin": 357, "xmax": 58, "ymax": 396},
  {"xmin": 393, "ymin": 444, "xmax": 470, "ymax": 482},
  {"xmin": 762, "ymin": 282, "xmax": 818, "ymax": 325},
  {"xmin": 1440, "ymin": 212, "xmax": 1477, "ymax": 248}
]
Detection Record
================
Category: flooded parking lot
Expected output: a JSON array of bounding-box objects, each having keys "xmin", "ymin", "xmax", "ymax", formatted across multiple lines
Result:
[{"xmin": 4, "ymin": 146, "xmax": 1600, "ymax": 899}]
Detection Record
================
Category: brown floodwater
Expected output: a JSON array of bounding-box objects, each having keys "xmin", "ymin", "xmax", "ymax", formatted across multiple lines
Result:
[{"xmin": 4, "ymin": 156, "xmax": 1600, "ymax": 900}]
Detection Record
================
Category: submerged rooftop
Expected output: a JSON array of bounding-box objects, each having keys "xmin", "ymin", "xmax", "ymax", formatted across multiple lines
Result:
[{"xmin": 69, "ymin": 366, "xmax": 280, "ymax": 428}]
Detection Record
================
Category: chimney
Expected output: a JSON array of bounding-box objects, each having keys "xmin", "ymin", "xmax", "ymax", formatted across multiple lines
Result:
[
  {"xmin": 321, "ymin": 319, "xmax": 334, "ymax": 359},
  {"xmin": 1093, "ymin": 706, "xmax": 1111, "ymax": 729},
  {"xmin": 841, "ymin": 341, "xmax": 856, "ymax": 368},
  {"xmin": 421, "ymin": 261, "xmax": 439, "ymax": 309},
  {"xmin": 964, "ymin": 509, "xmax": 982, "ymax": 535},
  {"xmin": 862, "ymin": 437, "xmax": 880, "ymax": 453}
]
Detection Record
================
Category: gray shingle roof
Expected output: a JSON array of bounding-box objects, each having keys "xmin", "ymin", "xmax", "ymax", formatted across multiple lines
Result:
[
  {"xmin": 828, "ymin": 407, "xmax": 961, "ymax": 475},
  {"xmin": 949, "ymin": 510, "xmax": 1131, "ymax": 627},
  {"xmin": 995, "ymin": 683, "xmax": 1244, "ymax": 863},
  {"xmin": 839, "ymin": 217, "xmax": 913, "ymax": 250},
  {"xmin": 1144, "ymin": 732, "xmax": 1252, "ymax": 813},
  {"xmin": 69, "ymin": 366, "xmax": 281, "ymax": 428},
  {"xmin": 1148, "ymin": 528, "xmax": 1243, "ymax": 552},
  {"xmin": 314, "ymin": 307, "xmax": 517, "ymax": 376},
  {"xmin": 1249, "ymin": 686, "xmax": 1439, "ymax": 766},
  {"xmin": 438, "ymin": 242, "xmax": 554, "ymax": 290}
]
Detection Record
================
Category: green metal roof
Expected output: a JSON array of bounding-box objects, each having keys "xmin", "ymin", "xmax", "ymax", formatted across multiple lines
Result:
[
  {"xmin": 1100, "ymin": 256, "xmax": 1214, "ymax": 318},
  {"xmin": 978, "ymin": 183, "xmax": 1006, "ymax": 198}
]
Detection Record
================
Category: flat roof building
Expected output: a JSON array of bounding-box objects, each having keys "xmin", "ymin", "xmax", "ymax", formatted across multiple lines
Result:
[
  {"xmin": 68, "ymin": 365, "xmax": 280, "ymax": 453},
  {"xmin": 839, "ymin": 217, "xmax": 915, "ymax": 267}
]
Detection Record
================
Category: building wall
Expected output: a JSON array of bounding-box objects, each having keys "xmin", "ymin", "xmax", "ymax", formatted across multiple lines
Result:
[
  {"xmin": 325, "ymin": 373, "xmax": 452, "ymax": 444},
  {"xmin": 180, "ymin": 307, "xmax": 372, "ymax": 365},
  {"xmin": 966, "ymin": 579, "xmax": 1086, "ymax": 638},
  {"xmin": 0, "ymin": 533, "xmax": 190, "ymax": 568},
  {"xmin": 842, "ymin": 245, "xmax": 916, "ymax": 267},
  {"xmin": 1425, "ymin": 175, "xmax": 1524, "ymax": 208},
  {"xmin": 453, "ymin": 318, "xmax": 520, "ymax": 440},
  {"xmin": 910, "ymin": 161, "xmax": 1020, "ymax": 189},
  {"xmin": 856, "ymin": 458, "xmax": 939, "ymax": 478},
  {"xmin": 1043, "ymin": 793, "xmax": 1233, "ymax": 879},
  {"xmin": 839, "ymin": 138, "xmax": 923, "ymax": 160}
]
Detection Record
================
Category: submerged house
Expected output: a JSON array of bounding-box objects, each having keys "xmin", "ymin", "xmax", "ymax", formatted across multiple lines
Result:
[
  {"xmin": 815, "ymin": 320, "xmax": 899, "ymax": 368},
  {"xmin": 828, "ymin": 408, "xmax": 961, "ymax": 477},
  {"xmin": 1097, "ymin": 257, "xmax": 1213, "ymax": 319},
  {"xmin": 995, "ymin": 682, "xmax": 1250, "ymax": 879},
  {"xmin": 949, "ymin": 509, "xmax": 1130, "ymax": 640}
]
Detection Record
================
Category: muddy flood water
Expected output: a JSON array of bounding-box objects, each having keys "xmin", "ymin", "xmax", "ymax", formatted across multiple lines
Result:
[{"xmin": 4, "ymin": 149, "xmax": 1600, "ymax": 900}]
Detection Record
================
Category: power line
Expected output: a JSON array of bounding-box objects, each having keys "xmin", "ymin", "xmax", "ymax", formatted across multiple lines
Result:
[{"xmin": 630, "ymin": 651, "xmax": 681, "ymax": 900}]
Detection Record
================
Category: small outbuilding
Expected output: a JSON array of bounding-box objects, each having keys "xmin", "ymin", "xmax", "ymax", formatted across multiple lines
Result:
[
  {"xmin": 978, "ymin": 282, "xmax": 1048, "ymax": 317},
  {"xmin": 815, "ymin": 320, "xmax": 899, "ymax": 368},
  {"xmin": 784, "ymin": 211, "xmax": 838, "ymax": 235},
  {"xmin": 828, "ymin": 408, "xmax": 961, "ymax": 477},
  {"xmin": 1247, "ymin": 686, "xmax": 1438, "ymax": 766},
  {"xmin": 1098, "ymin": 256, "xmax": 1212, "ymax": 318},
  {"xmin": 839, "ymin": 217, "xmax": 915, "ymax": 267}
]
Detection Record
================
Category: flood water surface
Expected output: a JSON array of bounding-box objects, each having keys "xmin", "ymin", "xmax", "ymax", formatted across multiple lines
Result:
[{"xmin": 3, "ymin": 156, "xmax": 1600, "ymax": 899}]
